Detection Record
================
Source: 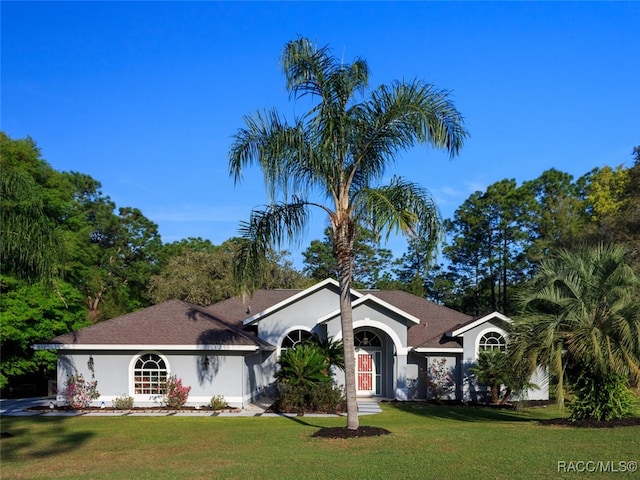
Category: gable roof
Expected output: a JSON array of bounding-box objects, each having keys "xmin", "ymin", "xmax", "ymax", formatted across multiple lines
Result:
[
  {"xmin": 316, "ymin": 293, "xmax": 421, "ymax": 326},
  {"xmin": 448, "ymin": 311, "xmax": 512, "ymax": 337},
  {"xmin": 368, "ymin": 290, "xmax": 472, "ymax": 349},
  {"xmin": 241, "ymin": 278, "xmax": 361, "ymax": 326},
  {"xmin": 33, "ymin": 299, "xmax": 274, "ymax": 351}
]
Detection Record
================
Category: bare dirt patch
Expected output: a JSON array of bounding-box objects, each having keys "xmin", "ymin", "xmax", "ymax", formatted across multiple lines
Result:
[{"xmin": 312, "ymin": 426, "xmax": 391, "ymax": 438}]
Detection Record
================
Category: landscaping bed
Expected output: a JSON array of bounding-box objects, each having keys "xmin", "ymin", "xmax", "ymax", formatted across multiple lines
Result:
[{"xmin": 26, "ymin": 405, "xmax": 241, "ymax": 414}]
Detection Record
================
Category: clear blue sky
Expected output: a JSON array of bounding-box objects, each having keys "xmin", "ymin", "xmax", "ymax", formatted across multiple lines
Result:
[{"xmin": 3, "ymin": 1, "xmax": 639, "ymax": 265}]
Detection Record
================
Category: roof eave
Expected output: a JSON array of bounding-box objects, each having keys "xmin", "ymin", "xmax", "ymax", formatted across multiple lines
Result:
[
  {"xmin": 412, "ymin": 347, "xmax": 464, "ymax": 353},
  {"xmin": 32, "ymin": 344, "xmax": 267, "ymax": 352},
  {"xmin": 449, "ymin": 311, "xmax": 512, "ymax": 337}
]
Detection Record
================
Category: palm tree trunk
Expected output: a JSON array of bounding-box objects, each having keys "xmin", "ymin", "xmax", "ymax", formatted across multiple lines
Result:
[{"xmin": 334, "ymin": 220, "xmax": 359, "ymax": 430}]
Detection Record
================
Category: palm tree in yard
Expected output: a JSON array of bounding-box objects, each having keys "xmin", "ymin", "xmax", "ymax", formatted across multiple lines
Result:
[
  {"xmin": 229, "ymin": 38, "xmax": 467, "ymax": 430},
  {"xmin": 509, "ymin": 244, "xmax": 640, "ymax": 419}
]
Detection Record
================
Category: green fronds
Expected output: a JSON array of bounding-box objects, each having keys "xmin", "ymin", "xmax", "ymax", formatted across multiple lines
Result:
[
  {"xmin": 233, "ymin": 200, "xmax": 310, "ymax": 294},
  {"xmin": 355, "ymin": 176, "xmax": 441, "ymax": 248},
  {"xmin": 511, "ymin": 243, "xmax": 640, "ymax": 409},
  {"xmin": 275, "ymin": 343, "xmax": 331, "ymax": 387}
]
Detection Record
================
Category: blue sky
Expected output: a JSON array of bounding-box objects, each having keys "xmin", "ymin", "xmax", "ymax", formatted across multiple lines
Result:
[{"xmin": 3, "ymin": 1, "xmax": 639, "ymax": 266}]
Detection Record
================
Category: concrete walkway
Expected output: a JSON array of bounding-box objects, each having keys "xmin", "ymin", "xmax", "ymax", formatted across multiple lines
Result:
[{"xmin": 0, "ymin": 397, "xmax": 382, "ymax": 418}]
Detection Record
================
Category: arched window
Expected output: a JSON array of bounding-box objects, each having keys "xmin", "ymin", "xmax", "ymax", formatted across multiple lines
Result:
[
  {"xmin": 281, "ymin": 329, "xmax": 312, "ymax": 353},
  {"xmin": 355, "ymin": 329, "xmax": 382, "ymax": 347},
  {"xmin": 478, "ymin": 331, "xmax": 506, "ymax": 352},
  {"xmin": 134, "ymin": 353, "xmax": 168, "ymax": 394}
]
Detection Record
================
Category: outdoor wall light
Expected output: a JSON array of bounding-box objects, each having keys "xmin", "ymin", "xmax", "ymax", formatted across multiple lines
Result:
[
  {"xmin": 203, "ymin": 355, "xmax": 210, "ymax": 369},
  {"xmin": 87, "ymin": 355, "xmax": 95, "ymax": 371}
]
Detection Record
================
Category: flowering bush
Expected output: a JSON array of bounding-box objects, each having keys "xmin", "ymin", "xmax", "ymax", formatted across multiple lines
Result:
[
  {"xmin": 164, "ymin": 375, "xmax": 191, "ymax": 409},
  {"xmin": 62, "ymin": 373, "xmax": 100, "ymax": 409},
  {"xmin": 425, "ymin": 358, "xmax": 454, "ymax": 400}
]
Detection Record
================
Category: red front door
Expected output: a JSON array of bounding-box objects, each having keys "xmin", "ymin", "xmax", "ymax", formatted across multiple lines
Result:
[{"xmin": 357, "ymin": 351, "xmax": 374, "ymax": 393}]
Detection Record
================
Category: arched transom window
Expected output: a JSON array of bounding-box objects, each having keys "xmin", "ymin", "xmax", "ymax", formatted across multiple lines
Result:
[
  {"xmin": 281, "ymin": 329, "xmax": 312, "ymax": 353},
  {"xmin": 478, "ymin": 331, "xmax": 506, "ymax": 352},
  {"xmin": 134, "ymin": 353, "xmax": 168, "ymax": 394},
  {"xmin": 355, "ymin": 329, "xmax": 382, "ymax": 348}
]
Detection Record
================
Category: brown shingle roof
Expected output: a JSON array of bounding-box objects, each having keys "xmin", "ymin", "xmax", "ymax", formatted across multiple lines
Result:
[
  {"xmin": 207, "ymin": 288, "xmax": 471, "ymax": 349},
  {"xmin": 367, "ymin": 290, "xmax": 471, "ymax": 348},
  {"xmin": 204, "ymin": 290, "xmax": 299, "ymax": 325},
  {"xmin": 40, "ymin": 286, "xmax": 472, "ymax": 351},
  {"xmin": 44, "ymin": 299, "xmax": 273, "ymax": 348}
]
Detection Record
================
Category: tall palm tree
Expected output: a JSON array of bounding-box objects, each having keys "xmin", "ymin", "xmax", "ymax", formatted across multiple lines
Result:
[
  {"xmin": 229, "ymin": 38, "xmax": 467, "ymax": 430},
  {"xmin": 509, "ymin": 244, "xmax": 640, "ymax": 411}
]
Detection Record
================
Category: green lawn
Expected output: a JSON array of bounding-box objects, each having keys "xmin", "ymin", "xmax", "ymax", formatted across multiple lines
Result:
[{"xmin": 1, "ymin": 404, "xmax": 638, "ymax": 480}]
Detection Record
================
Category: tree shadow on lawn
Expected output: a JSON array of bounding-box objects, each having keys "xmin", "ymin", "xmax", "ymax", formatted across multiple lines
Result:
[
  {"xmin": 383, "ymin": 401, "xmax": 536, "ymax": 424},
  {"xmin": 0, "ymin": 417, "xmax": 95, "ymax": 461},
  {"xmin": 280, "ymin": 414, "xmax": 391, "ymax": 439}
]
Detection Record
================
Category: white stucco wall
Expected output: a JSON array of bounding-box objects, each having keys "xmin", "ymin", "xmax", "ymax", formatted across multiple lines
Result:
[{"xmin": 56, "ymin": 349, "xmax": 254, "ymax": 408}]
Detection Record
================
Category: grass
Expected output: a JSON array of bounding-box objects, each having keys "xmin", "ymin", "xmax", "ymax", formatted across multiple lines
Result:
[{"xmin": 1, "ymin": 403, "xmax": 639, "ymax": 479}]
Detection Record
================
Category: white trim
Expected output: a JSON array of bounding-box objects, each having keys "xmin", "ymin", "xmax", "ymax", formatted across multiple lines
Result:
[
  {"xmin": 129, "ymin": 351, "xmax": 171, "ymax": 400},
  {"xmin": 474, "ymin": 327, "xmax": 508, "ymax": 358},
  {"xmin": 413, "ymin": 347, "xmax": 463, "ymax": 354},
  {"xmin": 449, "ymin": 311, "xmax": 512, "ymax": 337},
  {"xmin": 335, "ymin": 318, "xmax": 409, "ymax": 355},
  {"xmin": 33, "ymin": 344, "xmax": 262, "ymax": 352},
  {"xmin": 276, "ymin": 326, "xmax": 313, "ymax": 357},
  {"xmin": 243, "ymin": 278, "xmax": 362, "ymax": 326},
  {"xmin": 316, "ymin": 293, "xmax": 420, "ymax": 326}
]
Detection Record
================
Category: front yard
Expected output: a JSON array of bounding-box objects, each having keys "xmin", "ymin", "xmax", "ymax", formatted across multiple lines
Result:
[{"xmin": 1, "ymin": 403, "xmax": 638, "ymax": 479}]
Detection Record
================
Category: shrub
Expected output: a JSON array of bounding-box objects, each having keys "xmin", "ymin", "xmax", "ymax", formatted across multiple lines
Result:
[
  {"xmin": 164, "ymin": 375, "xmax": 191, "ymax": 409},
  {"xmin": 273, "ymin": 382, "xmax": 345, "ymax": 414},
  {"xmin": 62, "ymin": 373, "xmax": 100, "ymax": 409},
  {"xmin": 112, "ymin": 395, "xmax": 134, "ymax": 410},
  {"xmin": 569, "ymin": 372, "xmax": 636, "ymax": 421},
  {"xmin": 209, "ymin": 395, "xmax": 227, "ymax": 410},
  {"xmin": 425, "ymin": 358, "xmax": 455, "ymax": 400},
  {"xmin": 275, "ymin": 343, "xmax": 331, "ymax": 387}
]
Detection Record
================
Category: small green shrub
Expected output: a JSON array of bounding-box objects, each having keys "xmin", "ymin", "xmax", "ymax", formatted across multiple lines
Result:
[
  {"xmin": 112, "ymin": 395, "xmax": 134, "ymax": 410},
  {"xmin": 209, "ymin": 395, "xmax": 227, "ymax": 410},
  {"xmin": 569, "ymin": 372, "xmax": 636, "ymax": 421}
]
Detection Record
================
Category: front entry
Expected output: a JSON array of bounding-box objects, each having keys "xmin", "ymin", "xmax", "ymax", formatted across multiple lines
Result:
[{"xmin": 356, "ymin": 348, "xmax": 382, "ymax": 396}]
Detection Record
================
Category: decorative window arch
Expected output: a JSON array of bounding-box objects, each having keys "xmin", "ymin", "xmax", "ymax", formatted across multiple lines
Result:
[
  {"xmin": 478, "ymin": 331, "xmax": 507, "ymax": 352},
  {"xmin": 355, "ymin": 329, "xmax": 382, "ymax": 347},
  {"xmin": 133, "ymin": 353, "xmax": 168, "ymax": 395},
  {"xmin": 280, "ymin": 329, "xmax": 312, "ymax": 353}
]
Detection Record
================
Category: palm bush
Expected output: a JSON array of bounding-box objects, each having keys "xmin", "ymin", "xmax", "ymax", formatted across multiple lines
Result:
[
  {"xmin": 305, "ymin": 334, "xmax": 345, "ymax": 372},
  {"xmin": 275, "ymin": 343, "xmax": 331, "ymax": 387},
  {"xmin": 274, "ymin": 342, "xmax": 345, "ymax": 412},
  {"xmin": 510, "ymin": 244, "xmax": 640, "ymax": 419},
  {"xmin": 470, "ymin": 350, "xmax": 510, "ymax": 404}
]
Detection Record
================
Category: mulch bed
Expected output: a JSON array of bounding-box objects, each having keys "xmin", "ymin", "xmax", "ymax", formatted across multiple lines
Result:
[
  {"xmin": 538, "ymin": 417, "xmax": 640, "ymax": 428},
  {"xmin": 312, "ymin": 426, "xmax": 391, "ymax": 438},
  {"xmin": 26, "ymin": 405, "xmax": 240, "ymax": 413}
]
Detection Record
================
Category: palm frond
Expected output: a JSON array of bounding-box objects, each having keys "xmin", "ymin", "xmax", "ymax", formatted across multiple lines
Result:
[
  {"xmin": 355, "ymin": 176, "xmax": 440, "ymax": 247},
  {"xmin": 233, "ymin": 199, "xmax": 310, "ymax": 294}
]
